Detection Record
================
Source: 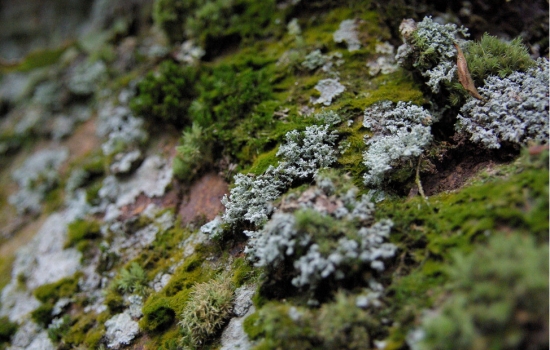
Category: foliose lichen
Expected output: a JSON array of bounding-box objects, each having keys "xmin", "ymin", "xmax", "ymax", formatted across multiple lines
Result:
[
  {"xmin": 362, "ymin": 101, "xmax": 435, "ymax": 187},
  {"xmin": 456, "ymin": 59, "xmax": 549, "ymax": 149}
]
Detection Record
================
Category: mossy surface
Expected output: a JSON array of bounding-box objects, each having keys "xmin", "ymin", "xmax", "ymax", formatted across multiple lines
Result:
[
  {"xmin": 65, "ymin": 219, "xmax": 101, "ymax": 249},
  {"xmin": 33, "ymin": 274, "xmax": 81, "ymax": 303},
  {"xmin": 0, "ymin": 317, "xmax": 17, "ymax": 344},
  {"xmin": 0, "ymin": 1, "xmax": 548, "ymax": 349}
]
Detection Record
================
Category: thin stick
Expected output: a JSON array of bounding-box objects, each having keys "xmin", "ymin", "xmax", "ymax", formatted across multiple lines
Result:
[{"xmin": 416, "ymin": 156, "xmax": 429, "ymax": 205}]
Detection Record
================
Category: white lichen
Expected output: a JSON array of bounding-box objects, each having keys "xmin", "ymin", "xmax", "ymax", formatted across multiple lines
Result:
[
  {"xmin": 456, "ymin": 59, "xmax": 549, "ymax": 149},
  {"xmin": 313, "ymin": 79, "xmax": 345, "ymax": 106},
  {"xmin": 104, "ymin": 311, "xmax": 140, "ymax": 349},
  {"xmin": 362, "ymin": 101, "xmax": 435, "ymax": 187},
  {"xmin": 221, "ymin": 124, "xmax": 338, "ymax": 228},
  {"xmin": 333, "ymin": 19, "xmax": 361, "ymax": 52},
  {"xmin": 9, "ymin": 147, "xmax": 69, "ymax": 215}
]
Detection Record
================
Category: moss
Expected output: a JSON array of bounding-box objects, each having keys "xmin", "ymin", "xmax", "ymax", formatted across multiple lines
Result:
[
  {"xmin": 140, "ymin": 296, "xmax": 176, "ymax": 332},
  {"xmin": 140, "ymin": 250, "xmax": 217, "ymax": 332},
  {"xmin": 179, "ymin": 273, "xmax": 235, "ymax": 347},
  {"xmin": 42, "ymin": 186, "xmax": 64, "ymax": 214},
  {"xmin": 47, "ymin": 315, "xmax": 72, "ymax": 343},
  {"xmin": 378, "ymin": 155, "xmax": 549, "ymax": 346},
  {"xmin": 33, "ymin": 274, "xmax": 81, "ymax": 303},
  {"xmin": 245, "ymin": 147, "xmax": 279, "ymax": 176},
  {"xmin": 31, "ymin": 303, "xmax": 55, "ymax": 327},
  {"xmin": 61, "ymin": 312, "xmax": 104, "ymax": 347},
  {"xmin": 245, "ymin": 302, "xmax": 317, "ymax": 349},
  {"xmin": 0, "ymin": 317, "xmax": 17, "ymax": 344},
  {"xmin": 337, "ymin": 116, "xmax": 371, "ymax": 189},
  {"xmin": 65, "ymin": 219, "xmax": 101, "ymax": 249},
  {"xmin": 346, "ymin": 71, "xmax": 425, "ymax": 111},
  {"xmin": 130, "ymin": 59, "xmax": 198, "ymax": 126},
  {"xmin": 231, "ymin": 257, "xmax": 255, "ymax": 287},
  {"xmin": 465, "ymin": 34, "xmax": 535, "ymax": 87},
  {"xmin": 317, "ymin": 292, "xmax": 378, "ymax": 349},
  {"xmin": 418, "ymin": 234, "xmax": 549, "ymax": 350},
  {"xmin": 0, "ymin": 256, "xmax": 14, "ymax": 292},
  {"xmin": 112, "ymin": 262, "xmax": 149, "ymax": 296},
  {"xmin": 173, "ymin": 123, "xmax": 213, "ymax": 182},
  {"xmin": 104, "ymin": 289, "xmax": 125, "ymax": 314},
  {"xmin": 191, "ymin": 62, "xmax": 275, "ymax": 161}
]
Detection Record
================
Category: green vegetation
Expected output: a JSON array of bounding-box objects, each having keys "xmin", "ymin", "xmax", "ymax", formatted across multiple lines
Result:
[
  {"xmin": 65, "ymin": 219, "xmax": 101, "ymax": 250},
  {"xmin": 245, "ymin": 293, "xmax": 379, "ymax": 350},
  {"xmin": 418, "ymin": 234, "xmax": 549, "ymax": 350},
  {"xmin": 0, "ymin": 256, "xmax": 14, "ymax": 292},
  {"xmin": 179, "ymin": 273, "xmax": 235, "ymax": 347},
  {"xmin": 31, "ymin": 303, "xmax": 55, "ymax": 327},
  {"xmin": 152, "ymin": 0, "xmax": 280, "ymax": 48},
  {"xmin": 0, "ymin": 317, "xmax": 17, "ymax": 345},
  {"xmin": 0, "ymin": 2, "xmax": 547, "ymax": 350},
  {"xmin": 139, "ymin": 250, "xmax": 215, "ymax": 333},
  {"xmin": 130, "ymin": 60, "xmax": 198, "ymax": 126},
  {"xmin": 47, "ymin": 315, "xmax": 71, "ymax": 343},
  {"xmin": 33, "ymin": 275, "xmax": 81, "ymax": 303},
  {"xmin": 112, "ymin": 262, "xmax": 149, "ymax": 296},
  {"xmin": 465, "ymin": 34, "xmax": 535, "ymax": 86},
  {"xmin": 0, "ymin": 45, "xmax": 69, "ymax": 74},
  {"xmin": 173, "ymin": 123, "xmax": 213, "ymax": 182}
]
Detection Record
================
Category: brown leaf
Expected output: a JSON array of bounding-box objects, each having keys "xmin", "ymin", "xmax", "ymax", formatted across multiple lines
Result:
[{"xmin": 454, "ymin": 42, "xmax": 484, "ymax": 101}]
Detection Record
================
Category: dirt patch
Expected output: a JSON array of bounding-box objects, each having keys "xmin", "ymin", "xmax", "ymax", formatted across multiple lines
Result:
[
  {"xmin": 415, "ymin": 145, "xmax": 515, "ymax": 196},
  {"xmin": 178, "ymin": 172, "xmax": 229, "ymax": 226}
]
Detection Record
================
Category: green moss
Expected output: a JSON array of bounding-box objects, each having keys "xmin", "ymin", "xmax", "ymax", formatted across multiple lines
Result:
[
  {"xmin": 31, "ymin": 303, "xmax": 55, "ymax": 327},
  {"xmin": 140, "ymin": 296, "xmax": 176, "ymax": 332},
  {"xmin": 153, "ymin": 0, "xmax": 283, "ymax": 50},
  {"xmin": 378, "ymin": 155, "xmax": 549, "ymax": 346},
  {"xmin": 231, "ymin": 257, "xmax": 255, "ymax": 287},
  {"xmin": 192, "ymin": 63, "xmax": 274, "ymax": 134},
  {"xmin": 245, "ymin": 147, "xmax": 279, "ymax": 176},
  {"xmin": 245, "ymin": 302, "xmax": 317, "ymax": 349},
  {"xmin": 0, "ymin": 317, "xmax": 17, "ymax": 344},
  {"xmin": 418, "ymin": 234, "xmax": 548, "ymax": 350},
  {"xmin": 112, "ymin": 262, "xmax": 149, "ymax": 296},
  {"xmin": 317, "ymin": 292, "xmax": 378, "ymax": 350},
  {"xmin": 33, "ymin": 274, "xmax": 81, "ymax": 303},
  {"xmin": 179, "ymin": 273, "xmax": 235, "ymax": 348},
  {"xmin": 378, "ymin": 165, "xmax": 548, "ymax": 260},
  {"xmin": 173, "ymin": 123, "xmax": 213, "ymax": 182},
  {"xmin": 43, "ymin": 186, "xmax": 64, "ymax": 214},
  {"xmin": 47, "ymin": 315, "xmax": 71, "ymax": 343},
  {"xmin": 65, "ymin": 219, "xmax": 101, "ymax": 249},
  {"xmin": 247, "ymin": 294, "xmax": 378, "ymax": 350},
  {"xmin": 140, "ymin": 250, "xmax": 217, "ymax": 332},
  {"xmin": 130, "ymin": 59, "xmax": 198, "ymax": 126},
  {"xmin": 337, "ymin": 116, "xmax": 371, "ymax": 189},
  {"xmin": 465, "ymin": 34, "xmax": 535, "ymax": 87},
  {"xmin": 347, "ymin": 71, "xmax": 425, "ymax": 111},
  {"xmin": 104, "ymin": 288, "xmax": 125, "ymax": 314},
  {"xmin": 0, "ymin": 256, "xmax": 14, "ymax": 292}
]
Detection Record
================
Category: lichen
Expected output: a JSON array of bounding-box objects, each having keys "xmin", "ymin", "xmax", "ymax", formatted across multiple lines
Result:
[{"xmin": 456, "ymin": 59, "xmax": 549, "ymax": 149}]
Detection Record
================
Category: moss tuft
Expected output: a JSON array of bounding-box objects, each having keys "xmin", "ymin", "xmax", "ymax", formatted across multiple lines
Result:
[
  {"xmin": 179, "ymin": 273, "xmax": 235, "ymax": 347},
  {"xmin": 33, "ymin": 275, "xmax": 81, "ymax": 304},
  {"xmin": 0, "ymin": 317, "xmax": 17, "ymax": 344},
  {"xmin": 65, "ymin": 219, "xmax": 101, "ymax": 249},
  {"xmin": 465, "ymin": 34, "xmax": 535, "ymax": 86},
  {"xmin": 130, "ymin": 60, "xmax": 198, "ymax": 126},
  {"xmin": 112, "ymin": 262, "xmax": 149, "ymax": 296}
]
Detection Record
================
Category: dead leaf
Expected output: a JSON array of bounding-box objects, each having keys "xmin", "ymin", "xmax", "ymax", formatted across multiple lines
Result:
[{"xmin": 454, "ymin": 42, "xmax": 484, "ymax": 101}]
